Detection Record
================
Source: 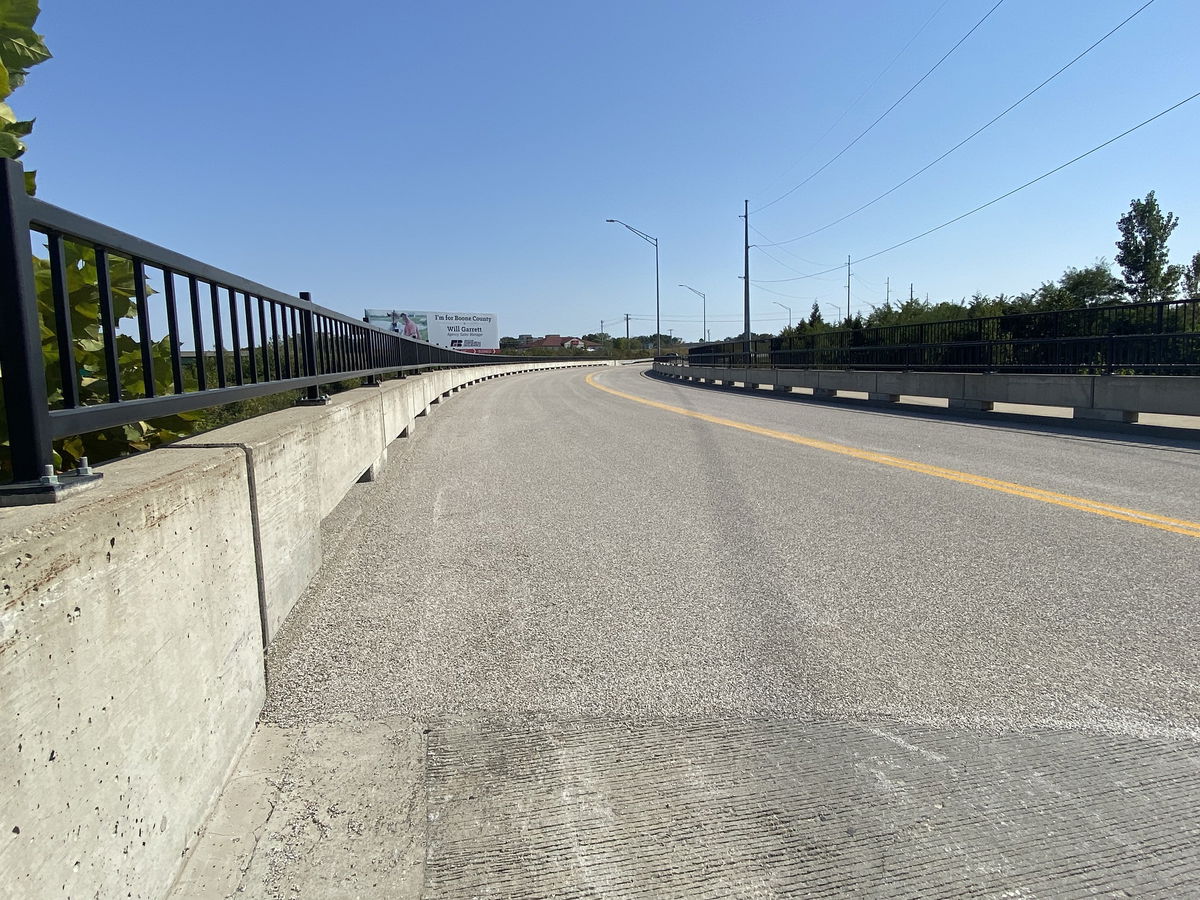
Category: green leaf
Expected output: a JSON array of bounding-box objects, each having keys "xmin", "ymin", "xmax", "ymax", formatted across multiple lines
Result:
[
  {"xmin": 0, "ymin": 0, "xmax": 45, "ymax": 32},
  {"xmin": 2, "ymin": 115, "xmax": 33, "ymax": 137},
  {"xmin": 61, "ymin": 435, "xmax": 84, "ymax": 463},
  {"xmin": 22, "ymin": 167, "xmax": 33, "ymax": 194},
  {"xmin": 0, "ymin": 34, "xmax": 51, "ymax": 69},
  {"xmin": 0, "ymin": 129, "xmax": 23, "ymax": 157}
]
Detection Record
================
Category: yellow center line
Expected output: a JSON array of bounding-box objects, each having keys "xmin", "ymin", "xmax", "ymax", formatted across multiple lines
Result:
[{"xmin": 585, "ymin": 371, "xmax": 1200, "ymax": 540}]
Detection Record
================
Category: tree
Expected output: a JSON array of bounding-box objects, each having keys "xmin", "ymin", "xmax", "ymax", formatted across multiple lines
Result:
[
  {"xmin": 1115, "ymin": 191, "xmax": 1181, "ymax": 303},
  {"xmin": 1036, "ymin": 260, "xmax": 1126, "ymax": 309},
  {"xmin": 1180, "ymin": 252, "xmax": 1200, "ymax": 298},
  {"xmin": 0, "ymin": 0, "xmax": 50, "ymax": 193}
]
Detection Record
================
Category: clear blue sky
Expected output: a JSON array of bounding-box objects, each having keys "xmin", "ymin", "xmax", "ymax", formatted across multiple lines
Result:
[{"xmin": 18, "ymin": 0, "xmax": 1199, "ymax": 342}]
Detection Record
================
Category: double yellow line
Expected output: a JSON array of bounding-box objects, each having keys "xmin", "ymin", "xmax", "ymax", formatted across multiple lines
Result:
[{"xmin": 585, "ymin": 372, "xmax": 1200, "ymax": 540}]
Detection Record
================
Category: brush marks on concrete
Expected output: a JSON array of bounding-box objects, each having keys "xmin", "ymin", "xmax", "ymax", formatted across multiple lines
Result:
[{"xmin": 424, "ymin": 718, "xmax": 1200, "ymax": 898}]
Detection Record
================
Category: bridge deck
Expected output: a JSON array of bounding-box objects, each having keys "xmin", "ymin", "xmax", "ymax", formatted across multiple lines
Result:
[{"xmin": 172, "ymin": 364, "xmax": 1200, "ymax": 898}]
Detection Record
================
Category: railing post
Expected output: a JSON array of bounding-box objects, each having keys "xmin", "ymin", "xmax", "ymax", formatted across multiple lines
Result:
[
  {"xmin": 362, "ymin": 315, "xmax": 379, "ymax": 386},
  {"xmin": 0, "ymin": 158, "xmax": 54, "ymax": 484},
  {"xmin": 296, "ymin": 291, "xmax": 328, "ymax": 405}
]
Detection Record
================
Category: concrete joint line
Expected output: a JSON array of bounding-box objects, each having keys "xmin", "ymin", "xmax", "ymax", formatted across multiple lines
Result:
[
  {"xmin": 376, "ymin": 391, "xmax": 389, "ymax": 470},
  {"xmin": 165, "ymin": 442, "xmax": 271, "ymax": 672}
]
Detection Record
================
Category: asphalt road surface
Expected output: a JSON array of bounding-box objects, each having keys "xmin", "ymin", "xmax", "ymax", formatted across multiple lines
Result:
[{"xmin": 174, "ymin": 364, "xmax": 1200, "ymax": 899}]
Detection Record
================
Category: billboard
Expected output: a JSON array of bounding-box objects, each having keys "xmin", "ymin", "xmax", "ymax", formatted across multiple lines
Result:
[{"xmin": 364, "ymin": 309, "xmax": 500, "ymax": 354}]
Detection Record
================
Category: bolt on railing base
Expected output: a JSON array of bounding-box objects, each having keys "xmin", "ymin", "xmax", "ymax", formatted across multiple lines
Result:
[
  {"xmin": 295, "ymin": 394, "xmax": 331, "ymax": 406},
  {"xmin": 0, "ymin": 472, "xmax": 103, "ymax": 507}
]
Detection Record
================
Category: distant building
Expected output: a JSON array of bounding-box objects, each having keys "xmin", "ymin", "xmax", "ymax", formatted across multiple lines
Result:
[{"xmin": 520, "ymin": 334, "xmax": 601, "ymax": 350}]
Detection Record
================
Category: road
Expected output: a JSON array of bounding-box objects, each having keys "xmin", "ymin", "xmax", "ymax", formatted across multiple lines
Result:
[{"xmin": 173, "ymin": 363, "xmax": 1200, "ymax": 898}]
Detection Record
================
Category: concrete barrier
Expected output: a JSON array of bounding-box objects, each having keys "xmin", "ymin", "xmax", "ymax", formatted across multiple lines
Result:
[
  {"xmin": 0, "ymin": 359, "xmax": 607, "ymax": 900},
  {"xmin": 1, "ymin": 448, "xmax": 264, "ymax": 899},
  {"xmin": 654, "ymin": 364, "xmax": 1200, "ymax": 424},
  {"xmin": 1093, "ymin": 374, "xmax": 1200, "ymax": 417}
]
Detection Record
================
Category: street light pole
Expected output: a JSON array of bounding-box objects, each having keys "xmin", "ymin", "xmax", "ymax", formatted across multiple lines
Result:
[
  {"xmin": 773, "ymin": 300, "xmax": 792, "ymax": 329},
  {"xmin": 606, "ymin": 219, "xmax": 661, "ymax": 356},
  {"xmin": 678, "ymin": 284, "xmax": 706, "ymax": 343}
]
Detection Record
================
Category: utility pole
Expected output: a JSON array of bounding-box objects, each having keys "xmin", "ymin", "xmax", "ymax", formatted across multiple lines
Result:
[
  {"xmin": 885, "ymin": 277, "xmax": 890, "ymax": 307},
  {"xmin": 742, "ymin": 200, "xmax": 751, "ymax": 361},
  {"xmin": 846, "ymin": 255, "xmax": 851, "ymax": 323},
  {"xmin": 624, "ymin": 313, "xmax": 630, "ymax": 340},
  {"xmin": 910, "ymin": 283, "xmax": 915, "ymax": 303}
]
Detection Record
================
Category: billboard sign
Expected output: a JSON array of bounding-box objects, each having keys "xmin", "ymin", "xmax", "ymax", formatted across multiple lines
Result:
[{"xmin": 364, "ymin": 309, "xmax": 500, "ymax": 353}]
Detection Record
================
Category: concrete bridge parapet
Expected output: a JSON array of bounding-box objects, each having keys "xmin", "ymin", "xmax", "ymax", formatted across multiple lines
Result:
[{"xmin": 654, "ymin": 364, "xmax": 1200, "ymax": 424}]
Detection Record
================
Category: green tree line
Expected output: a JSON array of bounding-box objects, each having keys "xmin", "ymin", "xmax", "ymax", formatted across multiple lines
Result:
[{"xmin": 777, "ymin": 191, "xmax": 1199, "ymax": 342}]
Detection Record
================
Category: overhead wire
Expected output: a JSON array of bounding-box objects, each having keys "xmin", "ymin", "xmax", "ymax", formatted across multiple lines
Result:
[
  {"xmin": 752, "ymin": 0, "xmax": 953, "ymax": 203},
  {"xmin": 624, "ymin": 314, "xmax": 790, "ymax": 323},
  {"xmin": 756, "ymin": 0, "xmax": 1158, "ymax": 248},
  {"xmin": 752, "ymin": 0, "xmax": 1007, "ymax": 215},
  {"xmin": 752, "ymin": 283, "xmax": 825, "ymax": 301},
  {"xmin": 752, "ymin": 89, "xmax": 1200, "ymax": 283},
  {"xmin": 754, "ymin": 244, "xmax": 816, "ymax": 276},
  {"xmin": 748, "ymin": 224, "xmax": 830, "ymax": 267}
]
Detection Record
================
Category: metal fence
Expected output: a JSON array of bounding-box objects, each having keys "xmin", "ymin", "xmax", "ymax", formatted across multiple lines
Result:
[
  {"xmin": 0, "ymin": 159, "xmax": 579, "ymax": 488},
  {"xmin": 688, "ymin": 298, "xmax": 1200, "ymax": 375}
]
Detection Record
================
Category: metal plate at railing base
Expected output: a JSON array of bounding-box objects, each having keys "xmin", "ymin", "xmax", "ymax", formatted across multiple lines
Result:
[
  {"xmin": 295, "ymin": 394, "xmax": 332, "ymax": 407},
  {"xmin": 0, "ymin": 472, "xmax": 103, "ymax": 507}
]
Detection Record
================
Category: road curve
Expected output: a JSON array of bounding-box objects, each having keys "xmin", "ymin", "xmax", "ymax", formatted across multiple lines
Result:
[{"xmin": 176, "ymin": 364, "xmax": 1200, "ymax": 899}]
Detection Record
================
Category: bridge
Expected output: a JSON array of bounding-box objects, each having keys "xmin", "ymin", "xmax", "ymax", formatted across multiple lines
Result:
[
  {"xmin": 6, "ymin": 361, "xmax": 1199, "ymax": 898},
  {"xmin": 3, "ymin": 161, "xmax": 1200, "ymax": 897}
]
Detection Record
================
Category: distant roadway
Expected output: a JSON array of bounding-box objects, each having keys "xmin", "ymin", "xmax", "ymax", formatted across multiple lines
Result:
[{"xmin": 174, "ymin": 363, "xmax": 1200, "ymax": 899}]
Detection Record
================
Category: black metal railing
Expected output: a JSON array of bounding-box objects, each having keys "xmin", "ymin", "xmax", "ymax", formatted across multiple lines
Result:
[
  {"xmin": 686, "ymin": 298, "xmax": 1200, "ymax": 375},
  {"xmin": 0, "ymin": 159, "xmax": 582, "ymax": 486}
]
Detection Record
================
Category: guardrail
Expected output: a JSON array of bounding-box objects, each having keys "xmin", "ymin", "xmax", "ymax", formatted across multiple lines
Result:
[
  {"xmin": 0, "ymin": 159, "xmax": 586, "ymax": 497},
  {"xmin": 689, "ymin": 298, "xmax": 1200, "ymax": 375}
]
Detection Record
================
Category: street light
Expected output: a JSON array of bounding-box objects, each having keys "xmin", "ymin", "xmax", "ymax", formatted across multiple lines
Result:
[
  {"xmin": 678, "ymin": 284, "xmax": 706, "ymax": 343},
  {"xmin": 606, "ymin": 219, "xmax": 660, "ymax": 355},
  {"xmin": 821, "ymin": 302, "xmax": 842, "ymax": 323},
  {"xmin": 773, "ymin": 300, "xmax": 792, "ymax": 329}
]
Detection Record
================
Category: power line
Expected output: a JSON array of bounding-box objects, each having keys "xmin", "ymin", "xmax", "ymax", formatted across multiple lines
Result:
[
  {"xmin": 751, "ymin": 244, "xmax": 844, "ymax": 283},
  {"xmin": 753, "ymin": 243, "xmax": 816, "ymax": 276},
  {"xmin": 752, "ymin": 0, "xmax": 1007, "ymax": 215},
  {"xmin": 624, "ymin": 313, "xmax": 790, "ymax": 323},
  {"xmin": 751, "ymin": 0, "xmax": 953, "ymax": 203},
  {"xmin": 752, "ymin": 283, "xmax": 824, "ymax": 301},
  {"xmin": 748, "ymin": 224, "xmax": 830, "ymax": 267},
  {"xmin": 752, "ymin": 89, "xmax": 1200, "ymax": 283},
  {"xmin": 757, "ymin": 0, "xmax": 1157, "ymax": 248}
]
